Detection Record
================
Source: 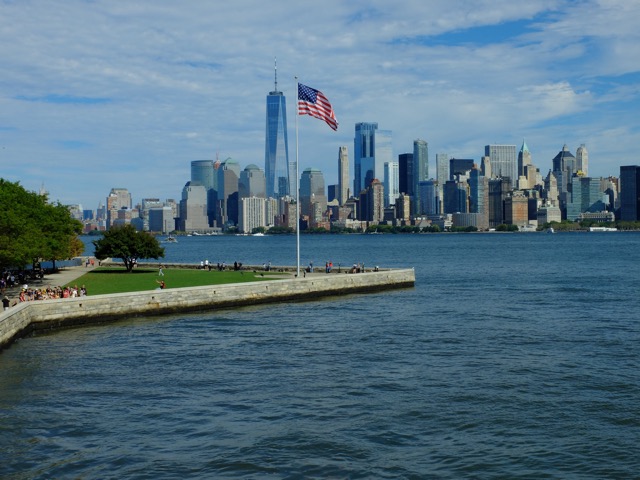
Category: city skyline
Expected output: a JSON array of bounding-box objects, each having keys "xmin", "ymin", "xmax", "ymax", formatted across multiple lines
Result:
[{"xmin": 2, "ymin": 1, "xmax": 640, "ymax": 209}]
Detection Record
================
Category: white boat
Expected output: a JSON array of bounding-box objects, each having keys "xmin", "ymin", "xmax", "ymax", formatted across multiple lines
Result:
[
  {"xmin": 163, "ymin": 235, "xmax": 178, "ymax": 243},
  {"xmin": 589, "ymin": 226, "xmax": 617, "ymax": 232}
]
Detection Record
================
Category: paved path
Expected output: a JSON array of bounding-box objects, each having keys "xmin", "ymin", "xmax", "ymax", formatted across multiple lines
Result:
[{"xmin": 2, "ymin": 261, "xmax": 97, "ymax": 304}]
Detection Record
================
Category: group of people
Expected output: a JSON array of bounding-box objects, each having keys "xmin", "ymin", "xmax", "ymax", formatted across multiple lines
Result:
[
  {"xmin": 17, "ymin": 285, "xmax": 87, "ymax": 303},
  {"xmin": 198, "ymin": 260, "xmax": 245, "ymax": 271}
]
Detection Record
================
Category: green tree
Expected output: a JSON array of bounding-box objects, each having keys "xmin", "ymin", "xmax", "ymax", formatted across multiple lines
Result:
[
  {"xmin": 93, "ymin": 224, "xmax": 165, "ymax": 272},
  {"xmin": 0, "ymin": 179, "xmax": 83, "ymax": 270}
]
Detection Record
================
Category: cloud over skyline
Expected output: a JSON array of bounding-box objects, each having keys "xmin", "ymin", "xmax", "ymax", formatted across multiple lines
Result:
[{"xmin": 2, "ymin": 0, "xmax": 639, "ymax": 208}]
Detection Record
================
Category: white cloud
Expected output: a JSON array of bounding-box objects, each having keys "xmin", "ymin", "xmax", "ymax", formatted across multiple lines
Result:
[{"xmin": 0, "ymin": 0, "xmax": 639, "ymax": 207}]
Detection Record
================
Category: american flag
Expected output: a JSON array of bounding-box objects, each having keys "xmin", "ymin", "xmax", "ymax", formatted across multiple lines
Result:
[{"xmin": 298, "ymin": 83, "xmax": 338, "ymax": 131}]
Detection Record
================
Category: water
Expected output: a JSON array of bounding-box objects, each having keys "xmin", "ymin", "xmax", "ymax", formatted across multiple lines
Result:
[{"xmin": 1, "ymin": 233, "xmax": 639, "ymax": 478}]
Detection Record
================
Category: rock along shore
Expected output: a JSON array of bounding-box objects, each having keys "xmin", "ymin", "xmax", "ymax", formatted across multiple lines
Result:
[{"xmin": 0, "ymin": 267, "xmax": 415, "ymax": 352}]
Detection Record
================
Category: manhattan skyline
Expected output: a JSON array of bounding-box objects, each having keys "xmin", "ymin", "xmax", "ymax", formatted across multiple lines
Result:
[{"xmin": 2, "ymin": 1, "xmax": 639, "ymax": 209}]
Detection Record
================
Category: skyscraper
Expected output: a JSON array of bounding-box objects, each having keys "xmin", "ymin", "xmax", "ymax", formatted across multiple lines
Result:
[
  {"xmin": 216, "ymin": 158, "xmax": 241, "ymax": 226},
  {"xmin": 566, "ymin": 176, "xmax": 606, "ymax": 221},
  {"xmin": 239, "ymin": 164, "xmax": 266, "ymax": 199},
  {"xmin": 384, "ymin": 161, "xmax": 399, "ymax": 207},
  {"xmin": 191, "ymin": 160, "xmax": 216, "ymax": 226},
  {"xmin": 398, "ymin": 153, "xmax": 413, "ymax": 196},
  {"xmin": 412, "ymin": 139, "xmax": 428, "ymax": 215},
  {"xmin": 517, "ymin": 140, "xmax": 531, "ymax": 178},
  {"xmin": 338, "ymin": 146, "xmax": 350, "ymax": 205},
  {"xmin": 485, "ymin": 144, "xmax": 517, "ymax": 183},
  {"xmin": 264, "ymin": 60, "xmax": 290, "ymax": 199},
  {"xmin": 552, "ymin": 144, "xmax": 577, "ymax": 217},
  {"xmin": 300, "ymin": 167, "xmax": 326, "ymax": 219},
  {"xmin": 620, "ymin": 165, "xmax": 640, "ymax": 221},
  {"xmin": 178, "ymin": 181, "xmax": 209, "ymax": 232},
  {"xmin": 576, "ymin": 144, "xmax": 589, "ymax": 176},
  {"xmin": 353, "ymin": 122, "xmax": 392, "ymax": 195}
]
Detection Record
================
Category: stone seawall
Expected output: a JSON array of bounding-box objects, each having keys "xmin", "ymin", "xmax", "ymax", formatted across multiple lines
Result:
[{"xmin": 0, "ymin": 268, "xmax": 415, "ymax": 351}]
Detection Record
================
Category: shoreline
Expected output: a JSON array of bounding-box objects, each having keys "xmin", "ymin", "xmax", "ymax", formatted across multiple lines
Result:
[{"xmin": 0, "ymin": 267, "xmax": 415, "ymax": 352}]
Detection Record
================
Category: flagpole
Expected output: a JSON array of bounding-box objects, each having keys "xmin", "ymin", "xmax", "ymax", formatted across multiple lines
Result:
[{"xmin": 294, "ymin": 76, "xmax": 300, "ymax": 278}]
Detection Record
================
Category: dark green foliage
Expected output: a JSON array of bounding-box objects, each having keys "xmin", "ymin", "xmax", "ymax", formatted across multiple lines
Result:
[
  {"xmin": 495, "ymin": 224, "xmax": 520, "ymax": 232},
  {"xmin": 0, "ymin": 179, "xmax": 83, "ymax": 270},
  {"xmin": 267, "ymin": 226, "xmax": 294, "ymax": 234},
  {"xmin": 93, "ymin": 224, "xmax": 165, "ymax": 272}
]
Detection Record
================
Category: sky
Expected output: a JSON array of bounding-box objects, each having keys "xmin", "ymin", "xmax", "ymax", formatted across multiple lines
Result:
[{"xmin": 2, "ymin": 0, "xmax": 639, "ymax": 210}]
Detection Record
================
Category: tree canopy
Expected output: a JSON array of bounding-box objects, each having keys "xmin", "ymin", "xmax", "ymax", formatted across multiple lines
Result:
[
  {"xmin": 0, "ymin": 179, "xmax": 83, "ymax": 270},
  {"xmin": 93, "ymin": 223, "xmax": 165, "ymax": 272}
]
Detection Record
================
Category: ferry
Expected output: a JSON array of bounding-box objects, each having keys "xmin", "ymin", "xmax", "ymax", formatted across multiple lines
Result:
[{"xmin": 589, "ymin": 226, "xmax": 617, "ymax": 232}]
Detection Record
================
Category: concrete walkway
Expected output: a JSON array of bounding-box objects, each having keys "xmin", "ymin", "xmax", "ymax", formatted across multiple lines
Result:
[{"xmin": 2, "ymin": 261, "xmax": 97, "ymax": 305}]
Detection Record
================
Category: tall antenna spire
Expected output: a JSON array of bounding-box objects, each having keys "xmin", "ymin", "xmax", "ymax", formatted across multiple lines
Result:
[{"xmin": 274, "ymin": 57, "xmax": 278, "ymax": 92}]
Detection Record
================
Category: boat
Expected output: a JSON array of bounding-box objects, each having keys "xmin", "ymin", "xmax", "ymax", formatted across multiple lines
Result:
[
  {"xmin": 589, "ymin": 226, "xmax": 617, "ymax": 232},
  {"xmin": 547, "ymin": 227, "xmax": 555, "ymax": 234},
  {"xmin": 162, "ymin": 235, "xmax": 178, "ymax": 243},
  {"xmin": 252, "ymin": 232, "xmax": 265, "ymax": 237}
]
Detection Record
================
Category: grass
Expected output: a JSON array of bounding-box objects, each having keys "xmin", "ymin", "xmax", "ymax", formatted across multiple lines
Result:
[{"xmin": 68, "ymin": 267, "xmax": 288, "ymax": 296}]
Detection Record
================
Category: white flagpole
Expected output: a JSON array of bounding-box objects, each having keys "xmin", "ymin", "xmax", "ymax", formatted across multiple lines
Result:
[{"xmin": 295, "ymin": 77, "xmax": 300, "ymax": 278}]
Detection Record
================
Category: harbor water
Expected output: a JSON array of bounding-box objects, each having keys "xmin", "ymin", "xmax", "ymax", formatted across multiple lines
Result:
[{"xmin": 1, "ymin": 232, "xmax": 639, "ymax": 478}]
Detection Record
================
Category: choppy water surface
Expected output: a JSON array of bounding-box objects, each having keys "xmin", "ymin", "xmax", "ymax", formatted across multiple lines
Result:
[{"xmin": 1, "ymin": 233, "xmax": 639, "ymax": 478}]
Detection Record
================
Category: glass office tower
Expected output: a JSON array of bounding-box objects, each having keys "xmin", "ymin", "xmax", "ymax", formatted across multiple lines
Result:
[
  {"xmin": 485, "ymin": 144, "xmax": 517, "ymax": 183},
  {"xmin": 265, "ymin": 62, "xmax": 290, "ymax": 199},
  {"xmin": 354, "ymin": 122, "xmax": 392, "ymax": 195}
]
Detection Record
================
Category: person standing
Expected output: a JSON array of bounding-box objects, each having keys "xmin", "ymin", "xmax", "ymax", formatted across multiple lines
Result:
[{"xmin": 2, "ymin": 295, "xmax": 10, "ymax": 311}]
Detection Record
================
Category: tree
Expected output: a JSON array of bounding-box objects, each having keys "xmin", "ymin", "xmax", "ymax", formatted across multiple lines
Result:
[
  {"xmin": 0, "ymin": 179, "xmax": 83, "ymax": 270},
  {"xmin": 93, "ymin": 224, "xmax": 165, "ymax": 272}
]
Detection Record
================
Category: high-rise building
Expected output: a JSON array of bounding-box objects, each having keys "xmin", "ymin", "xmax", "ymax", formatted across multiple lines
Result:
[
  {"xmin": 619, "ymin": 165, "xmax": 640, "ymax": 221},
  {"xmin": 469, "ymin": 165, "xmax": 489, "ymax": 230},
  {"xmin": 149, "ymin": 206, "xmax": 175, "ymax": 233},
  {"xmin": 412, "ymin": 139, "xmax": 428, "ymax": 214},
  {"xmin": 216, "ymin": 158, "xmax": 241, "ymax": 227},
  {"xmin": 369, "ymin": 179, "xmax": 385, "ymax": 223},
  {"xmin": 488, "ymin": 177, "xmax": 512, "ymax": 227},
  {"xmin": 338, "ymin": 146, "xmax": 350, "ymax": 205},
  {"xmin": 395, "ymin": 193, "xmax": 411, "ymax": 223},
  {"xmin": 398, "ymin": 153, "xmax": 413, "ymax": 195},
  {"xmin": 552, "ymin": 144, "xmax": 577, "ymax": 218},
  {"xmin": 418, "ymin": 180, "xmax": 438, "ymax": 215},
  {"xmin": 191, "ymin": 160, "xmax": 215, "ymax": 191},
  {"xmin": 300, "ymin": 167, "xmax": 326, "ymax": 219},
  {"xmin": 566, "ymin": 176, "xmax": 607, "ymax": 221},
  {"xmin": 384, "ymin": 161, "xmax": 400, "ymax": 207},
  {"xmin": 239, "ymin": 196, "xmax": 267, "ymax": 234},
  {"xmin": 443, "ymin": 180, "xmax": 469, "ymax": 214},
  {"xmin": 353, "ymin": 122, "xmax": 392, "ymax": 195},
  {"xmin": 504, "ymin": 191, "xmax": 529, "ymax": 227},
  {"xmin": 436, "ymin": 154, "xmax": 450, "ymax": 186},
  {"xmin": 436, "ymin": 153, "xmax": 450, "ymax": 215},
  {"xmin": 191, "ymin": 160, "xmax": 217, "ymax": 226},
  {"xmin": 239, "ymin": 164, "xmax": 266, "ymax": 199},
  {"xmin": 517, "ymin": 140, "xmax": 531, "ymax": 178},
  {"xmin": 449, "ymin": 158, "xmax": 474, "ymax": 180},
  {"xmin": 264, "ymin": 60, "xmax": 290, "ymax": 199},
  {"xmin": 485, "ymin": 144, "xmax": 517, "ymax": 183},
  {"xmin": 576, "ymin": 144, "xmax": 589, "ymax": 176},
  {"xmin": 106, "ymin": 188, "xmax": 132, "ymax": 229},
  {"xmin": 178, "ymin": 181, "xmax": 209, "ymax": 232}
]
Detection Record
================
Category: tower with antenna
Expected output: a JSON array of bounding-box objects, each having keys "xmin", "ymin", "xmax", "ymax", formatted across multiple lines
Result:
[{"xmin": 265, "ymin": 58, "xmax": 290, "ymax": 199}]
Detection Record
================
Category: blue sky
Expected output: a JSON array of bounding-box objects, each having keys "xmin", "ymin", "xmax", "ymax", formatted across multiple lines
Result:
[{"xmin": 1, "ymin": 0, "xmax": 639, "ymax": 209}]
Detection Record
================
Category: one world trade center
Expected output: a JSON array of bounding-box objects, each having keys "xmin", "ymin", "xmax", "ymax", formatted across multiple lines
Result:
[{"xmin": 265, "ymin": 60, "xmax": 291, "ymax": 199}]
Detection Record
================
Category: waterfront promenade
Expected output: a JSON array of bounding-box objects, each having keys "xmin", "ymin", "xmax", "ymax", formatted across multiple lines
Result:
[{"xmin": 0, "ymin": 263, "xmax": 415, "ymax": 351}]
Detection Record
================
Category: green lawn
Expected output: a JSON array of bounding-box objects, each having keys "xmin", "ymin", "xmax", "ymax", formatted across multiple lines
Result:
[{"xmin": 70, "ymin": 267, "xmax": 288, "ymax": 296}]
